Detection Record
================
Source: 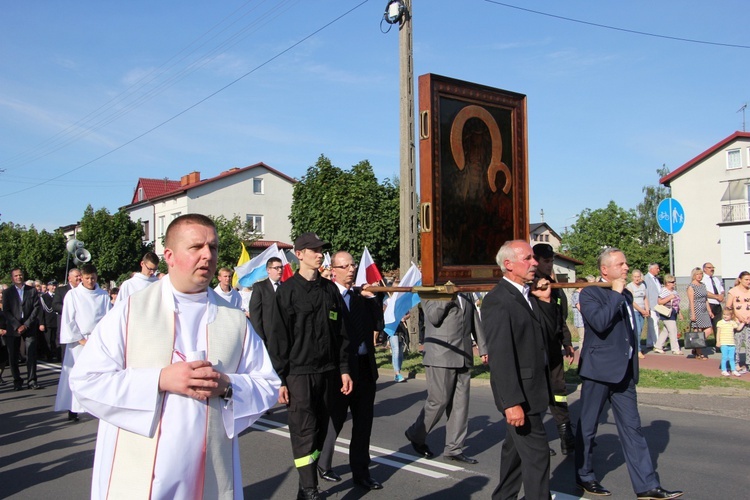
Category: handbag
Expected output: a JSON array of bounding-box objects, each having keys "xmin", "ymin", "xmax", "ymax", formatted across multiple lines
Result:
[
  {"xmin": 653, "ymin": 304, "xmax": 672, "ymax": 318},
  {"xmin": 684, "ymin": 329, "xmax": 707, "ymax": 349}
]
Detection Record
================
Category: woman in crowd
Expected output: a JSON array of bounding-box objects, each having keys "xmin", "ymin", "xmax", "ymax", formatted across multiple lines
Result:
[
  {"xmin": 687, "ymin": 267, "xmax": 713, "ymax": 359},
  {"xmin": 626, "ymin": 270, "xmax": 650, "ymax": 356},
  {"xmin": 653, "ymin": 274, "xmax": 683, "ymax": 355}
]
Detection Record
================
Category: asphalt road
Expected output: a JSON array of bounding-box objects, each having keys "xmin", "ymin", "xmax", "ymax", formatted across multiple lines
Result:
[{"xmin": 1, "ymin": 363, "xmax": 747, "ymax": 499}]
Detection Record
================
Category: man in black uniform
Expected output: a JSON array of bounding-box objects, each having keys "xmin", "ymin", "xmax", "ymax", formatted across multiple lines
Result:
[
  {"xmin": 268, "ymin": 233, "xmax": 351, "ymax": 500},
  {"xmin": 38, "ymin": 280, "xmax": 59, "ymax": 362},
  {"xmin": 532, "ymin": 243, "xmax": 575, "ymax": 455}
]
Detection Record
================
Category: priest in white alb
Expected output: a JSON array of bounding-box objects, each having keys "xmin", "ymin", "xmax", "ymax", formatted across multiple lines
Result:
[
  {"xmin": 115, "ymin": 251, "xmax": 160, "ymax": 303},
  {"xmin": 70, "ymin": 214, "xmax": 280, "ymax": 500},
  {"xmin": 55, "ymin": 263, "xmax": 111, "ymax": 422}
]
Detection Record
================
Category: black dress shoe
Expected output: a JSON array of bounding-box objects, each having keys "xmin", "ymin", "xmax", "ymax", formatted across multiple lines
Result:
[
  {"xmin": 405, "ymin": 431, "xmax": 433, "ymax": 458},
  {"xmin": 445, "ymin": 453, "xmax": 478, "ymax": 464},
  {"xmin": 353, "ymin": 476, "xmax": 383, "ymax": 490},
  {"xmin": 297, "ymin": 486, "xmax": 324, "ymax": 500},
  {"xmin": 636, "ymin": 487, "xmax": 684, "ymax": 499},
  {"xmin": 316, "ymin": 466, "xmax": 341, "ymax": 482},
  {"xmin": 576, "ymin": 479, "xmax": 612, "ymax": 496},
  {"xmin": 28, "ymin": 381, "xmax": 41, "ymax": 390}
]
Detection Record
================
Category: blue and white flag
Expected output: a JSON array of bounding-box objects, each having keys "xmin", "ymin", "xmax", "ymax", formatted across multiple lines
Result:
[
  {"xmin": 237, "ymin": 243, "xmax": 279, "ymax": 288},
  {"xmin": 383, "ymin": 263, "xmax": 422, "ymax": 336}
]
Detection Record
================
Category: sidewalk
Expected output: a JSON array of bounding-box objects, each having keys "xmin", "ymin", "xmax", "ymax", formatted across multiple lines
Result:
[{"xmin": 573, "ymin": 343, "xmax": 749, "ymax": 381}]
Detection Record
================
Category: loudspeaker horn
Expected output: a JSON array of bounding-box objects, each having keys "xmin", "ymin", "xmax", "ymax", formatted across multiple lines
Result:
[
  {"xmin": 73, "ymin": 248, "xmax": 92, "ymax": 265},
  {"xmin": 66, "ymin": 239, "xmax": 85, "ymax": 254}
]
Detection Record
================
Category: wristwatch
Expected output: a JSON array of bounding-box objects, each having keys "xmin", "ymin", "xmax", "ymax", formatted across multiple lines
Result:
[
  {"xmin": 222, "ymin": 383, "xmax": 233, "ymax": 402},
  {"xmin": 222, "ymin": 383, "xmax": 233, "ymax": 409}
]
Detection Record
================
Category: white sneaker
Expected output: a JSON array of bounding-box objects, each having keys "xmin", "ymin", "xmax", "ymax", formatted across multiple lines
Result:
[
  {"xmin": 739, "ymin": 368, "xmax": 748, "ymax": 374},
  {"xmin": 732, "ymin": 370, "xmax": 742, "ymax": 377},
  {"xmin": 721, "ymin": 371, "xmax": 730, "ymax": 377},
  {"xmin": 652, "ymin": 348, "xmax": 664, "ymax": 354}
]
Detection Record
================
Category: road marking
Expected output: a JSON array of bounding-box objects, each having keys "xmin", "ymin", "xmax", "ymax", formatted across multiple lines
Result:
[{"xmin": 252, "ymin": 417, "xmax": 453, "ymax": 478}]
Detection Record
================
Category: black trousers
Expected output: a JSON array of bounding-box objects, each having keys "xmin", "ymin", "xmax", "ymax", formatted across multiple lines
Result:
[
  {"xmin": 494, "ymin": 412, "xmax": 550, "ymax": 500},
  {"xmin": 6, "ymin": 332, "xmax": 37, "ymax": 385},
  {"xmin": 286, "ymin": 371, "xmax": 338, "ymax": 489},
  {"xmin": 319, "ymin": 357, "xmax": 376, "ymax": 479},
  {"xmin": 547, "ymin": 351, "xmax": 570, "ymax": 426}
]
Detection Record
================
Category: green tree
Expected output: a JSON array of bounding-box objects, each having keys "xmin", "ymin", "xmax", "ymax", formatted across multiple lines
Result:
[
  {"xmin": 561, "ymin": 201, "xmax": 662, "ymax": 276},
  {"xmin": 18, "ymin": 226, "xmax": 67, "ymax": 282},
  {"xmin": 0, "ymin": 222, "xmax": 67, "ymax": 284},
  {"xmin": 0, "ymin": 221, "xmax": 25, "ymax": 284},
  {"xmin": 290, "ymin": 155, "xmax": 400, "ymax": 270},
  {"xmin": 78, "ymin": 205, "xmax": 153, "ymax": 284},
  {"xmin": 634, "ymin": 165, "xmax": 671, "ymax": 271},
  {"xmin": 210, "ymin": 214, "xmax": 258, "ymax": 278}
]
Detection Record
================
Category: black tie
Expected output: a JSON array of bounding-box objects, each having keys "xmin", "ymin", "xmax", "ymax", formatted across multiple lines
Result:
[{"xmin": 710, "ymin": 277, "xmax": 719, "ymax": 295}]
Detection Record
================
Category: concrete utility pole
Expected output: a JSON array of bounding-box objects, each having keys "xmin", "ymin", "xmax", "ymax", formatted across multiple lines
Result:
[
  {"xmin": 396, "ymin": 0, "xmax": 419, "ymax": 347},
  {"xmin": 399, "ymin": 0, "xmax": 417, "ymax": 277}
]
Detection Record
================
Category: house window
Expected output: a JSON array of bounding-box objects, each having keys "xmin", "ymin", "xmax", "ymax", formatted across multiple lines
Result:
[
  {"xmin": 137, "ymin": 187, "xmax": 145, "ymax": 202},
  {"xmin": 142, "ymin": 221, "xmax": 150, "ymax": 240},
  {"xmin": 171, "ymin": 212, "xmax": 181, "ymax": 221},
  {"xmin": 247, "ymin": 214, "xmax": 263, "ymax": 235},
  {"xmin": 745, "ymin": 232, "xmax": 750, "ymax": 253},
  {"xmin": 158, "ymin": 216, "xmax": 166, "ymax": 237},
  {"xmin": 727, "ymin": 148, "xmax": 742, "ymax": 170},
  {"xmin": 253, "ymin": 178, "xmax": 264, "ymax": 194}
]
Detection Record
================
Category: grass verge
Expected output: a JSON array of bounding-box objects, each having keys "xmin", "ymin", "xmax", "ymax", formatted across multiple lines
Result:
[{"xmin": 375, "ymin": 349, "xmax": 749, "ymax": 391}]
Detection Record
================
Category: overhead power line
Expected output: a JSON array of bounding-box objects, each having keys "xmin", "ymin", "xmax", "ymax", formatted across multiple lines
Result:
[
  {"xmin": 484, "ymin": 0, "xmax": 750, "ymax": 49},
  {"xmin": 0, "ymin": 0, "xmax": 370, "ymax": 199},
  {"xmin": 0, "ymin": 0, "xmax": 302, "ymax": 172}
]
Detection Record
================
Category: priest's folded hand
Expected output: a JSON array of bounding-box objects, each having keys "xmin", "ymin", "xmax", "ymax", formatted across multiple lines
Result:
[{"xmin": 158, "ymin": 360, "xmax": 221, "ymax": 400}]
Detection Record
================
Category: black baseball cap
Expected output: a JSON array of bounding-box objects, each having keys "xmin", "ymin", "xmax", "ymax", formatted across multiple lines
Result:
[
  {"xmin": 533, "ymin": 243, "xmax": 555, "ymax": 259},
  {"xmin": 47, "ymin": 280, "xmax": 58, "ymax": 286},
  {"xmin": 294, "ymin": 232, "xmax": 331, "ymax": 251}
]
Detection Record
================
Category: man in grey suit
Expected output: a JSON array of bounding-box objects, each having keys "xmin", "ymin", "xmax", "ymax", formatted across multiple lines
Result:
[{"xmin": 405, "ymin": 294, "xmax": 486, "ymax": 463}]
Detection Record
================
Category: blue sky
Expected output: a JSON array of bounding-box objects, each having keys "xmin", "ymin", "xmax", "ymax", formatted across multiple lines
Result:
[{"xmin": 1, "ymin": 0, "xmax": 748, "ymax": 237}]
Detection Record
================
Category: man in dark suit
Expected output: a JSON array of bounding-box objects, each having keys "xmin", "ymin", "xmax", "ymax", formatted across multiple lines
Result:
[
  {"xmin": 405, "ymin": 291, "xmax": 486, "ymax": 464},
  {"xmin": 317, "ymin": 251, "xmax": 382, "ymax": 490},
  {"xmin": 248, "ymin": 257, "xmax": 282, "ymax": 345},
  {"xmin": 481, "ymin": 240, "xmax": 553, "ymax": 500},
  {"xmin": 52, "ymin": 268, "xmax": 82, "ymax": 362},
  {"xmin": 576, "ymin": 247, "xmax": 683, "ymax": 499},
  {"xmin": 3, "ymin": 268, "xmax": 42, "ymax": 390}
]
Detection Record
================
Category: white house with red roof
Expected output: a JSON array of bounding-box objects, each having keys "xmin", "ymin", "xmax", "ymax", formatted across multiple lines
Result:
[
  {"xmin": 660, "ymin": 131, "xmax": 750, "ymax": 287},
  {"xmin": 122, "ymin": 162, "xmax": 296, "ymax": 256}
]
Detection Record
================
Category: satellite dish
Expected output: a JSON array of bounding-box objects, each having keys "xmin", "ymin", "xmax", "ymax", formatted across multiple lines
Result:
[
  {"xmin": 66, "ymin": 239, "xmax": 85, "ymax": 254},
  {"xmin": 73, "ymin": 248, "xmax": 91, "ymax": 265}
]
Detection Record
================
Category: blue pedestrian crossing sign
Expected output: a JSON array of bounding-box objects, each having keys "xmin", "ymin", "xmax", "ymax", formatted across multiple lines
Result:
[{"xmin": 656, "ymin": 198, "xmax": 685, "ymax": 234}]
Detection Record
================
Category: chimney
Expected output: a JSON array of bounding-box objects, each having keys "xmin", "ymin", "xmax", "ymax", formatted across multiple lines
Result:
[{"xmin": 180, "ymin": 171, "xmax": 201, "ymax": 186}]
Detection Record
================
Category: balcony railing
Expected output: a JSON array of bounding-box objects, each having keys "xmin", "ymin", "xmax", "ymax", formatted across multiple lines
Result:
[{"xmin": 722, "ymin": 202, "xmax": 750, "ymax": 222}]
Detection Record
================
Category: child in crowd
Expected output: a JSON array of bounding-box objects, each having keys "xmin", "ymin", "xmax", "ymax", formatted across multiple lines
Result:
[{"xmin": 716, "ymin": 308, "xmax": 744, "ymax": 377}]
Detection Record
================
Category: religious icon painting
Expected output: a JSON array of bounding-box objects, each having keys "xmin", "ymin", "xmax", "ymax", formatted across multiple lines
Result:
[{"xmin": 418, "ymin": 73, "xmax": 529, "ymax": 286}]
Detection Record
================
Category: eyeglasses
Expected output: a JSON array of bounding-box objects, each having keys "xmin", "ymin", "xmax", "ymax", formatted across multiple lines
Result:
[
  {"xmin": 268, "ymin": 266, "xmax": 283, "ymax": 271},
  {"xmin": 145, "ymin": 265, "xmax": 158, "ymax": 273},
  {"xmin": 666, "ymin": 281, "xmax": 675, "ymax": 284},
  {"xmin": 332, "ymin": 263, "xmax": 358, "ymax": 270}
]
